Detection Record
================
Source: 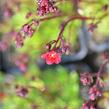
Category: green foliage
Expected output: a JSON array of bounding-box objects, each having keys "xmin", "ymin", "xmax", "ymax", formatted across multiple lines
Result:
[{"xmin": 0, "ymin": 67, "xmax": 82, "ymax": 109}]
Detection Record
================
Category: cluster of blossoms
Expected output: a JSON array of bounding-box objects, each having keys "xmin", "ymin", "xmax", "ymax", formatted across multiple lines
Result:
[
  {"xmin": 14, "ymin": 0, "xmax": 60, "ymax": 48},
  {"xmin": 80, "ymin": 53, "xmax": 109, "ymax": 109},
  {"xmin": 14, "ymin": 19, "xmax": 39, "ymax": 47},
  {"xmin": 88, "ymin": 85, "xmax": 102, "ymax": 101},
  {"xmin": 37, "ymin": 0, "xmax": 58, "ymax": 16},
  {"xmin": 15, "ymin": 54, "xmax": 29, "ymax": 72},
  {"xmin": 80, "ymin": 70, "xmax": 105, "ymax": 109}
]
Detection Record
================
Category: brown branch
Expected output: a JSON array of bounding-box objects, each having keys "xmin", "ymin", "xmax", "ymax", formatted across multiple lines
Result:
[
  {"xmin": 54, "ymin": 15, "xmax": 95, "ymax": 48},
  {"xmin": 39, "ymin": 13, "xmax": 64, "ymax": 22}
]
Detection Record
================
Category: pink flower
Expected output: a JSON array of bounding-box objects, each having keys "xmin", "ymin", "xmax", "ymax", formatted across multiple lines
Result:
[
  {"xmin": 3, "ymin": 3, "xmax": 14, "ymax": 18},
  {"xmin": 15, "ymin": 54, "xmax": 29, "ymax": 72},
  {"xmin": 41, "ymin": 50, "xmax": 61, "ymax": 65},
  {"xmin": 0, "ymin": 41, "xmax": 8, "ymax": 52},
  {"xmin": 22, "ymin": 24, "xmax": 35, "ymax": 37},
  {"xmin": 89, "ymin": 85, "xmax": 102, "ymax": 101},
  {"xmin": 80, "ymin": 73, "xmax": 93, "ymax": 86},
  {"xmin": 15, "ymin": 33, "xmax": 24, "ymax": 47},
  {"xmin": 37, "ymin": 0, "xmax": 57, "ymax": 16},
  {"xmin": 82, "ymin": 101, "xmax": 96, "ymax": 109},
  {"xmin": 88, "ymin": 23, "xmax": 97, "ymax": 32}
]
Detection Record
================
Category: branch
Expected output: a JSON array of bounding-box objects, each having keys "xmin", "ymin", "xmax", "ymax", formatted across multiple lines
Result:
[
  {"xmin": 96, "ymin": 59, "xmax": 109, "ymax": 85},
  {"xmin": 62, "ymin": 21, "xmax": 88, "ymax": 62},
  {"xmin": 54, "ymin": 15, "xmax": 95, "ymax": 48}
]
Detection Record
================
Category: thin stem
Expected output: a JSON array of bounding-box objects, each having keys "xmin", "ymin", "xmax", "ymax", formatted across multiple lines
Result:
[
  {"xmin": 54, "ymin": 15, "xmax": 95, "ymax": 48},
  {"xmin": 96, "ymin": 59, "xmax": 109, "ymax": 85},
  {"xmin": 23, "ymin": 13, "xmax": 65, "ymax": 28},
  {"xmin": 39, "ymin": 13, "xmax": 65, "ymax": 22},
  {"xmin": 95, "ymin": 13, "xmax": 109, "ymax": 25}
]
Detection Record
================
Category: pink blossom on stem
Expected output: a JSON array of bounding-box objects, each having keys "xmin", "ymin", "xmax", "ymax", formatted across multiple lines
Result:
[
  {"xmin": 15, "ymin": 33, "xmax": 24, "ymax": 48},
  {"xmin": 37, "ymin": 0, "xmax": 57, "ymax": 16},
  {"xmin": 80, "ymin": 73, "xmax": 93, "ymax": 86},
  {"xmin": 89, "ymin": 85, "xmax": 102, "ymax": 101},
  {"xmin": 22, "ymin": 24, "xmax": 35, "ymax": 37},
  {"xmin": 82, "ymin": 101, "xmax": 96, "ymax": 109},
  {"xmin": 41, "ymin": 50, "xmax": 61, "ymax": 65}
]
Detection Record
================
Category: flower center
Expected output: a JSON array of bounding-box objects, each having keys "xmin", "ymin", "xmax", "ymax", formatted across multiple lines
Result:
[{"xmin": 51, "ymin": 53, "xmax": 56, "ymax": 58}]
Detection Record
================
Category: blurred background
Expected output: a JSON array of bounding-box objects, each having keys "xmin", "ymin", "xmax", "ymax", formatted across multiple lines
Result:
[{"xmin": 0, "ymin": 0, "xmax": 109, "ymax": 109}]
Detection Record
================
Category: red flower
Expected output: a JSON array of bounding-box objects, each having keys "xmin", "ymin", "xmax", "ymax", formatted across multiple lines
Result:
[{"xmin": 41, "ymin": 50, "xmax": 61, "ymax": 65}]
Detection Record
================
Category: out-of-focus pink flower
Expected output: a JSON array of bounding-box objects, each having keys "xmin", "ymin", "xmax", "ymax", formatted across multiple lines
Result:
[
  {"xmin": 88, "ymin": 23, "xmax": 97, "ymax": 32},
  {"xmin": 80, "ymin": 73, "xmax": 93, "ymax": 86},
  {"xmin": 15, "ymin": 54, "xmax": 29, "ymax": 72},
  {"xmin": 89, "ymin": 85, "xmax": 102, "ymax": 101},
  {"xmin": 0, "ymin": 41, "xmax": 8, "ymax": 52},
  {"xmin": 41, "ymin": 50, "xmax": 61, "ymax": 65},
  {"xmin": 3, "ymin": 4, "xmax": 14, "ymax": 18},
  {"xmin": 15, "ymin": 33, "xmax": 24, "ymax": 48},
  {"xmin": 82, "ymin": 101, "xmax": 96, "ymax": 109}
]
